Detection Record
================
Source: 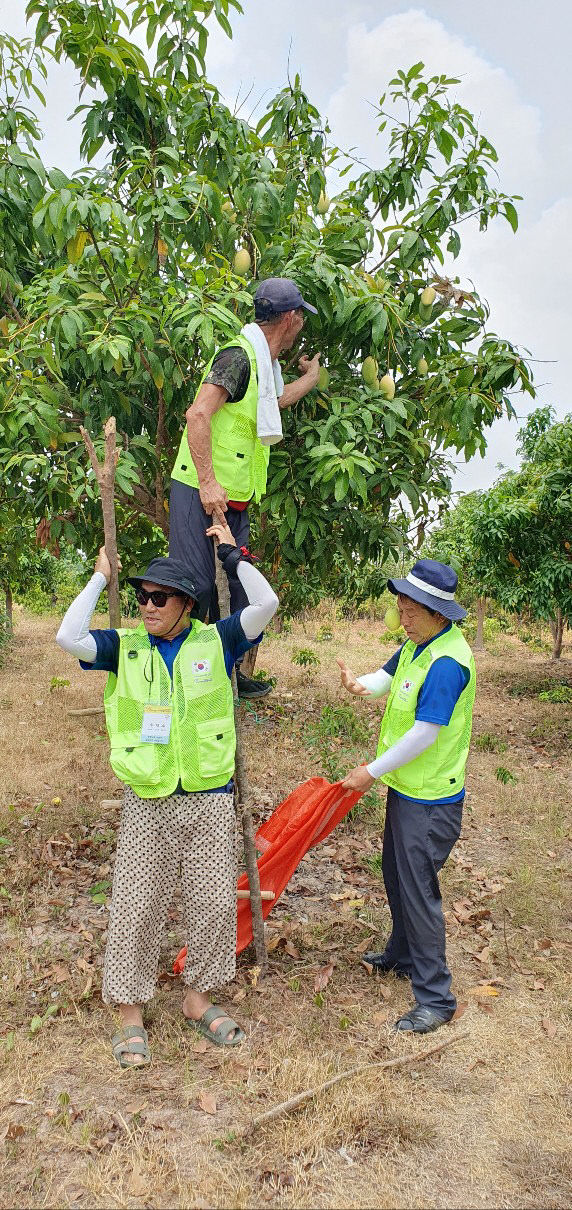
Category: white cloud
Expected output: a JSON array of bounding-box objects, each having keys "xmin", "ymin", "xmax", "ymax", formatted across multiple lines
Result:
[
  {"xmin": 326, "ymin": 9, "xmax": 569, "ymax": 488},
  {"xmin": 329, "ymin": 9, "xmax": 543, "ymax": 202}
]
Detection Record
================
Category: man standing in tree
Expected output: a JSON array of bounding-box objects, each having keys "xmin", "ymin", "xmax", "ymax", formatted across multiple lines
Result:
[{"xmin": 169, "ymin": 277, "xmax": 320, "ymax": 698}]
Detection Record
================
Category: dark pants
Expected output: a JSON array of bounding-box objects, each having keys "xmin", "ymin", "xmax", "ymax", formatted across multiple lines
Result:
[
  {"xmin": 169, "ymin": 479, "xmax": 250, "ymax": 622},
  {"xmin": 380, "ymin": 787, "xmax": 462, "ymax": 1015}
]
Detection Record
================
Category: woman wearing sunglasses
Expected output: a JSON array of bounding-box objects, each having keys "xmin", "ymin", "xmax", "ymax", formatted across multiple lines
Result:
[{"xmin": 56, "ymin": 519, "xmax": 278, "ymax": 1068}]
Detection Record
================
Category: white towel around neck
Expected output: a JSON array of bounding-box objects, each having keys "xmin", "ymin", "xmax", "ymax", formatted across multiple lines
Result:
[{"xmin": 241, "ymin": 322, "xmax": 285, "ymax": 445}]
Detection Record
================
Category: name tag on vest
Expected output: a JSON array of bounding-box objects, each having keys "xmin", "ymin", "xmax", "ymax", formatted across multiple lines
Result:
[{"xmin": 141, "ymin": 706, "xmax": 172, "ymax": 744}]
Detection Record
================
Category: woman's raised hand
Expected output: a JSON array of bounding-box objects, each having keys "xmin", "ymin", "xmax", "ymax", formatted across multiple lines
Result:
[{"xmin": 336, "ymin": 657, "xmax": 371, "ymax": 696}]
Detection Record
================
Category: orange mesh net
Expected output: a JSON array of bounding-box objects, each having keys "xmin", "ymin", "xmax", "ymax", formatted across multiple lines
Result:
[{"xmin": 173, "ymin": 777, "xmax": 360, "ymax": 972}]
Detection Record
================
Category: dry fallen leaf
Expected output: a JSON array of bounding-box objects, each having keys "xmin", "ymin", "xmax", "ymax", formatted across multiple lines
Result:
[
  {"xmin": 361, "ymin": 960, "xmax": 374, "ymax": 976},
  {"xmin": 371, "ymin": 1010, "xmax": 389, "ymax": 1026},
  {"xmin": 475, "ymin": 946, "xmax": 491, "ymax": 963},
  {"xmin": 314, "ymin": 962, "xmax": 335, "ymax": 993},
  {"xmin": 192, "ymin": 1039, "xmax": 209, "ymax": 1054},
  {"xmin": 354, "ymin": 935, "xmax": 375, "ymax": 954},
  {"xmin": 266, "ymin": 934, "xmax": 281, "ymax": 953},
  {"xmin": 232, "ymin": 988, "xmax": 247, "ymax": 1004},
  {"xmin": 468, "ymin": 984, "xmax": 499, "ymax": 997},
  {"xmin": 377, "ymin": 983, "xmax": 392, "ymax": 1001},
  {"xmin": 453, "ymin": 1002, "xmax": 469, "ymax": 1020},
  {"xmin": 283, "ymin": 940, "xmax": 301, "ymax": 959},
  {"xmin": 3, "ymin": 1123, "xmax": 25, "ymax": 1140},
  {"xmin": 125, "ymin": 1100, "xmax": 148, "ymax": 1115},
  {"xmin": 249, "ymin": 965, "xmax": 261, "ymax": 988},
  {"xmin": 52, "ymin": 963, "xmax": 70, "ymax": 984},
  {"xmin": 542, "ymin": 1018, "xmax": 557, "ymax": 1039},
  {"xmin": 197, "ymin": 1089, "xmax": 217, "ymax": 1115}
]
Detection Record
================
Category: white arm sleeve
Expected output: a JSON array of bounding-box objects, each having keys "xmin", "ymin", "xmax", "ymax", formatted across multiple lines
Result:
[
  {"xmin": 356, "ymin": 667, "xmax": 393, "ymax": 697},
  {"xmin": 237, "ymin": 561, "xmax": 279, "ymax": 641},
  {"xmin": 366, "ymin": 720, "xmax": 441, "ymax": 780},
  {"xmin": 55, "ymin": 572, "xmax": 107, "ymax": 662}
]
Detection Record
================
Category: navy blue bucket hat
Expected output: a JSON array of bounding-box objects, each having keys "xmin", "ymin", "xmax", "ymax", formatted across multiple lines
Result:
[
  {"xmin": 128, "ymin": 557, "xmax": 198, "ymax": 599},
  {"xmin": 387, "ymin": 558, "xmax": 467, "ymax": 621}
]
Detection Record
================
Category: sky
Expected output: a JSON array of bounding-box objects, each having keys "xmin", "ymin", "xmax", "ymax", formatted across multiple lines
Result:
[{"xmin": 2, "ymin": 0, "xmax": 571, "ymax": 494}]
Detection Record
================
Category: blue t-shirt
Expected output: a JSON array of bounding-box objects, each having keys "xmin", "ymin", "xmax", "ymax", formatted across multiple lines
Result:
[
  {"xmin": 81, "ymin": 611, "xmax": 257, "ymax": 794},
  {"xmin": 382, "ymin": 623, "xmax": 470, "ymax": 805}
]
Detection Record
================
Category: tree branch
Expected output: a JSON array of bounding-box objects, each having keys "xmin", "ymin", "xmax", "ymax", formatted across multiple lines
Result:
[
  {"xmin": 245, "ymin": 1030, "xmax": 469, "ymax": 1133},
  {"xmin": 80, "ymin": 417, "xmax": 121, "ymax": 626}
]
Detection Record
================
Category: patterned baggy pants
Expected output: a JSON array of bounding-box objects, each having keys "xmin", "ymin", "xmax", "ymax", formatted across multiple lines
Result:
[{"xmin": 102, "ymin": 787, "xmax": 237, "ymax": 1004}]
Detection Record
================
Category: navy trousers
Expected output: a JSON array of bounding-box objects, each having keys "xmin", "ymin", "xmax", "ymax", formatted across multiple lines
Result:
[
  {"xmin": 380, "ymin": 787, "xmax": 462, "ymax": 1015},
  {"xmin": 168, "ymin": 479, "xmax": 250, "ymax": 621}
]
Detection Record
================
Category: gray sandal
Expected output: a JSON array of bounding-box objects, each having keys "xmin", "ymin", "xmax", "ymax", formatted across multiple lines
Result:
[
  {"xmin": 185, "ymin": 1004, "xmax": 245, "ymax": 1047},
  {"xmin": 111, "ymin": 1024, "xmax": 151, "ymax": 1069}
]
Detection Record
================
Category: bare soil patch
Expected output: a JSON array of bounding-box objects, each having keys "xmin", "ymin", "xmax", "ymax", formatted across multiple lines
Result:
[{"xmin": 0, "ymin": 610, "xmax": 570, "ymax": 1209}]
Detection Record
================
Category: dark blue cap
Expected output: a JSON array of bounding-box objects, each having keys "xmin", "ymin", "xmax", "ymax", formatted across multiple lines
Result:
[
  {"xmin": 387, "ymin": 558, "xmax": 467, "ymax": 621},
  {"xmin": 254, "ymin": 277, "xmax": 318, "ymax": 318},
  {"xmin": 128, "ymin": 557, "xmax": 198, "ymax": 599}
]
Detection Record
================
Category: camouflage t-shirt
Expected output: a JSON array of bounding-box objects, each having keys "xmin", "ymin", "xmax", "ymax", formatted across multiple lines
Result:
[{"xmin": 204, "ymin": 346, "xmax": 251, "ymax": 402}]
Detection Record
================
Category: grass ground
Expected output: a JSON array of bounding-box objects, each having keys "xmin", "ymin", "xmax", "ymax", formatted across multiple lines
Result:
[{"xmin": 0, "ymin": 606, "xmax": 571, "ymax": 1209}]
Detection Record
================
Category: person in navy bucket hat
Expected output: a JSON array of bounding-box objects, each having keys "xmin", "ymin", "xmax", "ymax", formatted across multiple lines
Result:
[{"xmin": 336, "ymin": 557, "xmax": 475, "ymax": 1035}]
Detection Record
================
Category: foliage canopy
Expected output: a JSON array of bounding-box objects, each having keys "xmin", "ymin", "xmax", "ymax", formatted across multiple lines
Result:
[{"xmin": 0, "ymin": 0, "xmax": 534, "ymax": 609}]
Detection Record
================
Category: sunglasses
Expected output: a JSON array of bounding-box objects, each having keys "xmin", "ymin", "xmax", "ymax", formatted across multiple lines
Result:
[{"xmin": 134, "ymin": 587, "xmax": 180, "ymax": 608}]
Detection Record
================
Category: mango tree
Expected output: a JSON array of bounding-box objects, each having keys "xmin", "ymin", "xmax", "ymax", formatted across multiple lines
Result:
[
  {"xmin": 425, "ymin": 491, "xmax": 495, "ymax": 650},
  {"xmin": 0, "ymin": 1, "xmax": 534, "ymax": 613},
  {"xmin": 470, "ymin": 409, "xmax": 572, "ymax": 659}
]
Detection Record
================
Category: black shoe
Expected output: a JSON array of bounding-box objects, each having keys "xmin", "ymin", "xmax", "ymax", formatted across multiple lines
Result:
[
  {"xmin": 393, "ymin": 1004, "xmax": 453, "ymax": 1034},
  {"xmin": 363, "ymin": 952, "xmax": 411, "ymax": 979},
  {"xmin": 236, "ymin": 670, "xmax": 273, "ymax": 699}
]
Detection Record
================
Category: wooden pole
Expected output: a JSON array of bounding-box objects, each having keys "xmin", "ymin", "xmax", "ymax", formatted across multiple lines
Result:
[
  {"xmin": 80, "ymin": 417, "xmax": 121, "ymax": 628},
  {"xmin": 214, "ymin": 550, "xmax": 267, "ymax": 971}
]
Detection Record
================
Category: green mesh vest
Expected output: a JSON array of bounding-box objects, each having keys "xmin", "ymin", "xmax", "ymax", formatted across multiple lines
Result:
[
  {"xmin": 103, "ymin": 620, "xmax": 236, "ymax": 798},
  {"xmin": 377, "ymin": 625, "xmax": 476, "ymax": 801},
  {"xmin": 171, "ymin": 336, "xmax": 271, "ymax": 503}
]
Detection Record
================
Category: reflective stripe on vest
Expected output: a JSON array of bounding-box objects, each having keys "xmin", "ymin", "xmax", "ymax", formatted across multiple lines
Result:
[
  {"xmin": 103, "ymin": 620, "xmax": 236, "ymax": 797},
  {"xmin": 171, "ymin": 336, "xmax": 271, "ymax": 503},
  {"xmin": 377, "ymin": 624, "xmax": 476, "ymax": 801}
]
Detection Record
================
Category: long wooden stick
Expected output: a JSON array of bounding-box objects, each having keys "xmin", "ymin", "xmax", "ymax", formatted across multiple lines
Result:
[
  {"xmin": 80, "ymin": 417, "xmax": 121, "ymax": 628},
  {"xmin": 214, "ymin": 550, "xmax": 267, "ymax": 972},
  {"xmin": 246, "ymin": 1030, "xmax": 469, "ymax": 1133}
]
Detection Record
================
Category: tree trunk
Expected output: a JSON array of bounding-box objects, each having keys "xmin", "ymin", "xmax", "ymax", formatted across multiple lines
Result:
[
  {"xmin": 214, "ymin": 551, "xmax": 267, "ymax": 972},
  {"xmin": 549, "ymin": 609, "xmax": 564, "ymax": 660},
  {"xmin": 80, "ymin": 418, "xmax": 121, "ymax": 628},
  {"xmin": 5, "ymin": 586, "xmax": 13, "ymax": 629},
  {"xmin": 241, "ymin": 644, "xmax": 258, "ymax": 678},
  {"xmin": 474, "ymin": 596, "xmax": 486, "ymax": 651}
]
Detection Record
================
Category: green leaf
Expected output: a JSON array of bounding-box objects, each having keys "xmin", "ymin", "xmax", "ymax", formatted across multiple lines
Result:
[
  {"xmin": 504, "ymin": 202, "xmax": 518, "ymax": 233},
  {"xmin": 334, "ymin": 475, "xmax": 349, "ymax": 502},
  {"xmin": 285, "ymin": 497, "xmax": 297, "ymax": 531},
  {"xmin": 294, "ymin": 518, "xmax": 308, "ymax": 548}
]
